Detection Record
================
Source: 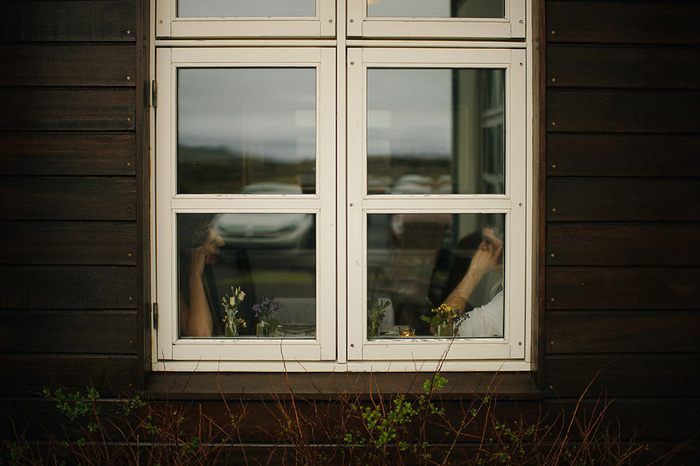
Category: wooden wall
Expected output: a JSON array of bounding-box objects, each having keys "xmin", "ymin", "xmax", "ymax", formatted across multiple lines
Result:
[
  {"xmin": 1, "ymin": 0, "xmax": 699, "ymax": 457},
  {"xmin": 0, "ymin": 0, "xmax": 148, "ymax": 396},
  {"xmin": 543, "ymin": 0, "xmax": 700, "ymax": 446}
]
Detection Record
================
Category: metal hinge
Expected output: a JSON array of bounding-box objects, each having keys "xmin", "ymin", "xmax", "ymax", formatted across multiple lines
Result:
[
  {"xmin": 151, "ymin": 80, "xmax": 157, "ymax": 108},
  {"xmin": 152, "ymin": 302, "xmax": 159, "ymax": 329}
]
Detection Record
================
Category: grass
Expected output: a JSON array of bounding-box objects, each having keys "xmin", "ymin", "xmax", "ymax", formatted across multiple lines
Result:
[{"xmin": 1, "ymin": 369, "xmax": 692, "ymax": 465}]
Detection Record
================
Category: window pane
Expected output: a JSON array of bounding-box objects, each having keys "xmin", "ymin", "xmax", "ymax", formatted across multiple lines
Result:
[
  {"xmin": 178, "ymin": 68, "xmax": 316, "ymax": 194},
  {"xmin": 366, "ymin": 213, "xmax": 504, "ymax": 339},
  {"xmin": 367, "ymin": 0, "xmax": 504, "ymax": 18},
  {"xmin": 177, "ymin": 213, "xmax": 316, "ymax": 339},
  {"xmin": 178, "ymin": 0, "xmax": 315, "ymax": 18},
  {"xmin": 367, "ymin": 68, "xmax": 505, "ymax": 195}
]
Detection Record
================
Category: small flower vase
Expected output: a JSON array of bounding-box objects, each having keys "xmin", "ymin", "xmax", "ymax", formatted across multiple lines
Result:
[
  {"xmin": 368, "ymin": 319, "xmax": 379, "ymax": 338},
  {"xmin": 256, "ymin": 320, "xmax": 269, "ymax": 337},
  {"xmin": 437, "ymin": 323, "xmax": 453, "ymax": 337},
  {"xmin": 225, "ymin": 320, "xmax": 238, "ymax": 337}
]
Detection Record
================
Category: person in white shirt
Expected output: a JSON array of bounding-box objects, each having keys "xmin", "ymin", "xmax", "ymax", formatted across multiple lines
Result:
[{"xmin": 443, "ymin": 226, "xmax": 504, "ymax": 337}]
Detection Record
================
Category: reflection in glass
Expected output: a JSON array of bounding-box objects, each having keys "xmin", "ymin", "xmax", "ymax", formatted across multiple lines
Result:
[
  {"xmin": 177, "ymin": 213, "xmax": 316, "ymax": 339},
  {"xmin": 367, "ymin": 0, "xmax": 504, "ymax": 18},
  {"xmin": 178, "ymin": 0, "xmax": 315, "ymax": 18},
  {"xmin": 366, "ymin": 213, "xmax": 504, "ymax": 339},
  {"xmin": 367, "ymin": 68, "xmax": 505, "ymax": 195},
  {"xmin": 178, "ymin": 68, "xmax": 316, "ymax": 194}
]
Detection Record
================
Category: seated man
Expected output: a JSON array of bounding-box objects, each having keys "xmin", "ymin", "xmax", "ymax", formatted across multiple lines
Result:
[{"xmin": 443, "ymin": 226, "xmax": 504, "ymax": 337}]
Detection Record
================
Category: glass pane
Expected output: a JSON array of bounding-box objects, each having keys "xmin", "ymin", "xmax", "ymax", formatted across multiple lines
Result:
[
  {"xmin": 367, "ymin": 0, "xmax": 504, "ymax": 18},
  {"xmin": 367, "ymin": 68, "xmax": 505, "ymax": 195},
  {"xmin": 366, "ymin": 213, "xmax": 504, "ymax": 339},
  {"xmin": 178, "ymin": 0, "xmax": 315, "ymax": 18},
  {"xmin": 177, "ymin": 213, "xmax": 316, "ymax": 338},
  {"xmin": 178, "ymin": 68, "xmax": 316, "ymax": 194}
]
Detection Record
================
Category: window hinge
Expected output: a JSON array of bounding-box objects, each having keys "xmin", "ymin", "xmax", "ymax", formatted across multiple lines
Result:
[
  {"xmin": 151, "ymin": 80, "xmax": 157, "ymax": 108},
  {"xmin": 152, "ymin": 302, "xmax": 159, "ymax": 329}
]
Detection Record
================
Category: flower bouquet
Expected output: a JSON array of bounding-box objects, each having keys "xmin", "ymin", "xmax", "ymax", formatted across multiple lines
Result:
[
  {"xmin": 253, "ymin": 297, "xmax": 280, "ymax": 337},
  {"xmin": 420, "ymin": 303, "xmax": 465, "ymax": 337},
  {"xmin": 222, "ymin": 286, "xmax": 246, "ymax": 337}
]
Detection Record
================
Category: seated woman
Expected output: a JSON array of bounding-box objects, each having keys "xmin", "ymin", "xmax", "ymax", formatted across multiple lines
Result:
[
  {"xmin": 443, "ymin": 226, "xmax": 504, "ymax": 337},
  {"xmin": 178, "ymin": 214, "xmax": 225, "ymax": 337}
]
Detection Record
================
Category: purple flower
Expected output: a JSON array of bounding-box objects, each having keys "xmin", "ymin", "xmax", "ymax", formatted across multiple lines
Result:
[{"xmin": 253, "ymin": 297, "xmax": 280, "ymax": 318}]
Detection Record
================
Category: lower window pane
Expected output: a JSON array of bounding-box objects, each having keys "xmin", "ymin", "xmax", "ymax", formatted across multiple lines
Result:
[
  {"xmin": 367, "ymin": 213, "xmax": 504, "ymax": 339},
  {"xmin": 177, "ymin": 213, "xmax": 316, "ymax": 339}
]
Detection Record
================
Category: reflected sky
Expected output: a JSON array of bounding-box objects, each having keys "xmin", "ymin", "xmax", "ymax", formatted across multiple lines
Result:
[
  {"xmin": 368, "ymin": 69, "xmax": 452, "ymax": 159},
  {"xmin": 178, "ymin": 68, "xmax": 316, "ymax": 163}
]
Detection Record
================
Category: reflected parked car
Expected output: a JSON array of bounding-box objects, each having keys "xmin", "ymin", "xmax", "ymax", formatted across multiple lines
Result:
[{"xmin": 215, "ymin": 182, "xmax": 315, "ymax": 250}]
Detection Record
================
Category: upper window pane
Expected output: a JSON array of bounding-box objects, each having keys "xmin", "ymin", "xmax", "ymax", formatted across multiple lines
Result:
[
  {"xmin": 367, "ymin": 68, "xmax": 505, "ymax": 195},
  {"xmin": 177, "ymin": 68, "xmax": 317, "ymax": 194},
  {"xmin": 367, "ymin": 0, "xmax": 504, "ymax": 18},
  {"xmin": 178, "ymin": 0, "xmax": 315, "ymax": 17}
]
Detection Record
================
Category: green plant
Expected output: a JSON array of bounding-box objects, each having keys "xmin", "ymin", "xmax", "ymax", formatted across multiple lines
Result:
[{"xmin": 367, "ymin": 297, "xmax": 391, "ymax": 338}]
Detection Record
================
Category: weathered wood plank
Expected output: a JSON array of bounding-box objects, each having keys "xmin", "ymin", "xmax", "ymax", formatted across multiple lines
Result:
[
  {"xmin": 0, "ymin": 355, "xmax": 137, "ymax": 396},
  {"xmin": 0, "ymin": 310, "xmax": 137, "ymax": 354},
  {"xmin": 0, "ymin": 266, "xmax": 138, "ymax": 309},
  {"xmin": 547, "ymin": 89, "xmax": 700, "ymax": 133},
  {"xmin": 547, "ymin": 178, "xmax": 700, "ymax": 222},
  {"xmin": 0, "ymin": 0, "xmax": 136, "ymax": 43},
  {"xmin": 546, "ymin": 267, "xmax": 699, "ymax": 310},
  {"xmin": 0, "ymin": 132, "xmax": 136, "ymax": 176},
  {"xmin": 0, "ymin": 88, "xmax": 135, "ymax": 131},
  {"xmin": 546, "ymin": 310, "xmax": 700, "ymax": 354},
  {"xmin": 547, "ymin": 134, "xmax": 700, "ymax": 177},
  {"xmin": 0, "ymin": 177, "xmax": 136, "ymax": 221},
  {"xmin": 547, "ymin": 45, "xmax": 700, "ymax": 89},
  {"xmin": 146, "ymin": 371, "xmax": 541, "ymax": 400},
  {"xmin": 0, "ymin": 45, "xmax": 136, "ymax": 87},
  {"xmin": 547, "ymin": 1, "xmax": 700, "ymax": 45},
  {"xmin": 0, "ymin": 221, "xmax": 137, "ymax": 265},
  {"xmin": 547, "ymin": 223, "xmax": 700, "ymax": 266},
  {"xmin": 545, "ymin": 354, "xmax": 700, "ymax": 398}
]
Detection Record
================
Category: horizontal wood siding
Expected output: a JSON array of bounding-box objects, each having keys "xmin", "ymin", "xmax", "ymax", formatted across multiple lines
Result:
[
  {"xmin": 0, "ymin": 178, "xmax": 137, "ymax": 221},
  {"xmin": 0, "ymin": 88, "xmax": 135, "ymax": 131},
  {"xmin": 0, "ymin": 266, "xmax": 138, "ymax": 309},
  {"xmin": 547, "ymin": 223, "xmax": 700, "ymax": 266},
  {"xmin": 0, "ymin": 133, "xmax": 136, "ymax": 176},
  {"xmin": 0, "ymin": 222, "xmax": 137, "ymax": 265},
  {"xmin": 545, "ymin": 6, "xmax": 700, "ymax": 452},
  {"xmin": 0, "ymin": 0, "xmax": 144, "ymax": 397},
  {"xmin": 547, "ymin": 1, "xmax": 700, "ymax": 45},
  {"xmin": 0, "ymin": 0, "xmax": 136, "ymax": 43},
  {"xmin": 0, "ymin": 355, "xmax": 138, "ymax": 396},
  {"xmin": 547, "ymin": 134, "xmax": 700, "ymax": 177},
  {"xmin": 0, "ymin": 310, "xmax": 137, "ymax": 353},
  {"xmin": 0, "ymin": 45, "xmax": 137, "ymax": 87}
]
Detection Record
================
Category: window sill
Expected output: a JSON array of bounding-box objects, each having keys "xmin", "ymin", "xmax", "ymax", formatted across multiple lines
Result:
[{"xmin": 145, "ymin": 371, "xmax": 543, "ymax": 401}]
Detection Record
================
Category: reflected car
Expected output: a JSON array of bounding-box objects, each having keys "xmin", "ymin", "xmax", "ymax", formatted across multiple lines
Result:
[{"xmin": 215, "ymin": 183, "xmax": 315, "ymax": 250}]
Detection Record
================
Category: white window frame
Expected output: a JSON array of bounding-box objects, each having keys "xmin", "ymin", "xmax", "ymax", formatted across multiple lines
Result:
[
  {"xmin": 156, "ymin": 0, "xmax": 336, "ymax": 38},
  {"xmin": 347, "ymin": 48, "xmax": 528, "ymax": 363},
  {"xmin": 154, "ymin": 47, "xmax": 337, "ymax": 363},
  {"xmin": 150, "ymin": 0, "xmax": 534, "ymax": 373},
  {"xmin": 347, "ymin": 0, "xmax": 525, "ymax": 39}
]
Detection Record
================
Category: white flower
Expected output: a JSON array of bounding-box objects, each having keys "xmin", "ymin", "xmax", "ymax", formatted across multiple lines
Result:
[
  {"xmin": 238, "ymin": 291, "xmax": 246, "ymax": 301},
  {"xmin": 229, "ymin": 297, "xmax": 236, "ymax": 306}
]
